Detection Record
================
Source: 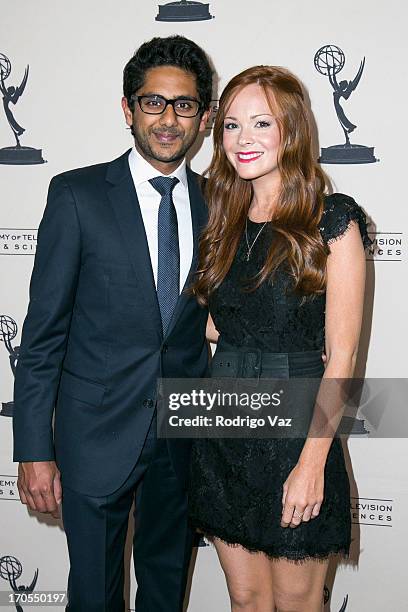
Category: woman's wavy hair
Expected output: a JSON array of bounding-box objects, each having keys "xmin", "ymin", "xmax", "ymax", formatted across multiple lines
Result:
[{"xmin": 192, "ymin": 65, "xmax": 329, "ymax": 306}]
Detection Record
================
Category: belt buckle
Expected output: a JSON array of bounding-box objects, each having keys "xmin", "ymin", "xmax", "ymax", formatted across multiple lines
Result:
[{"xmin": 241, "ymin": 349, "xmax": 262, "ymax": 386}]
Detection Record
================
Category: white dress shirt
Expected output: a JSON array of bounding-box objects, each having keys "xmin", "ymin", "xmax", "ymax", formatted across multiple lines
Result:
[{"xmin": 128, "ymin": 147, "xmax": 193, "ymax": 292}]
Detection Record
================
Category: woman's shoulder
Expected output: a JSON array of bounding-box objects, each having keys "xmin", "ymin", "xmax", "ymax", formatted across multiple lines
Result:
[{"xmin": 319, "ymin": 192, "xmax": 372, "ymax": 248}]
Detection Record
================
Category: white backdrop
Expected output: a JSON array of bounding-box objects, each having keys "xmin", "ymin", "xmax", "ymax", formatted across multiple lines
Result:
[{"xmin": 1, "ymin": 1, "xmax": 407, "ymax": 610}]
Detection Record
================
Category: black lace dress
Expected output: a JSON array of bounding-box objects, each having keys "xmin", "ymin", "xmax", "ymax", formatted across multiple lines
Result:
[{"xmin": 188, "ymin": 193, "xmax": 372, "ymax": 562}]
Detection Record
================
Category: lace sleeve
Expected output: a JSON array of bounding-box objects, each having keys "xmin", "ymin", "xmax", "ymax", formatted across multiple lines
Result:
[{"xmin": 319, "ymin": 193, "xmax": 373, "ymax": 249}]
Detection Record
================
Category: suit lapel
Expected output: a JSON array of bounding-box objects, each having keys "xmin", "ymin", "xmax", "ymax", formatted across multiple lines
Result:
[
  {"xmin": 165, "ymin": 167, "xmax": 207, "ymax": 337},
  {"xmin": 106, "ymin": 151, "xmax": 163, "ymax": 340}
]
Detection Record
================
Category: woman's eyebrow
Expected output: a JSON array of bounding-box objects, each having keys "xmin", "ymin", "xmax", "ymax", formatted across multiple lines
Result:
[{"xmin": 224, "ymin": 113, "xmax": 273, "ymax": 120}]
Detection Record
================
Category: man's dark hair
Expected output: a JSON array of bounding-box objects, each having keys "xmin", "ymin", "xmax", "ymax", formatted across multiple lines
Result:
[{"xmin": 123, "ymin": 35, "xmax": 213, "ymax": 114}]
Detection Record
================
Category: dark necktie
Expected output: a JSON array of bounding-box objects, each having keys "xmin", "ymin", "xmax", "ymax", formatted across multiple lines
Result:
[{"xmin": 149, "ymin": 176, "xmax": 180, "ymax": 334}]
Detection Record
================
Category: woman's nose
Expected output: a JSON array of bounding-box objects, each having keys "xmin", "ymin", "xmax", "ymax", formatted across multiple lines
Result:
[{"xmin": 238, "ymin": 129, "xmax": 254, "ymax": 146}]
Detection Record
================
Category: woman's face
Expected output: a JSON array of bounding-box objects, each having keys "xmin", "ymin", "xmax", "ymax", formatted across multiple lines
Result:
[{"xmin": 222, "ymin": 83, "xmax": 281, "ymax": 184}]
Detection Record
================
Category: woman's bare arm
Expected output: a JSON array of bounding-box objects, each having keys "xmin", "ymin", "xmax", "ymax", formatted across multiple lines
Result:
[
  {"xmin": 299, "ymin": 221, "xmax": 366, "ymax": 465},
  {"xmin": 281, "ymin": 221, "xmax": 366, "ymax": 527},
  {"xmin": 206, "ymin": 313, "xmax": 219, "ymax": 344}
]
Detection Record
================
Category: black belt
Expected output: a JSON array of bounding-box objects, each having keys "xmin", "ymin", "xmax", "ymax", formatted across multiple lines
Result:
[{"xmin": 211, "ymin": 343, "xmax": 323, "ymax": 381}]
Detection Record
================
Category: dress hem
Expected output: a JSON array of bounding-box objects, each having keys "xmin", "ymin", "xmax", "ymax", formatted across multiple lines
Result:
[{"xmin": 192, "ymin": 520, "xmax": 351, "ymax": 565}]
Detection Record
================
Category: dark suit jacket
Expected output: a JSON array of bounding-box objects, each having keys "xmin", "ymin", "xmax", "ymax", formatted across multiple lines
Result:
[{"xmin": 13, "ymin": 150, "xmax": 209, "ymax": 496}]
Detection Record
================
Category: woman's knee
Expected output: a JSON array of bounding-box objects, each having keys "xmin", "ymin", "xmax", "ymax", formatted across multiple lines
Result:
[
  {"xmin": 228, "ymin": 584, "xmax": 271, "ymax": 610},
  {"xmin": 273, "ymin": 584, "xmax": 322, "ymax": 612}
]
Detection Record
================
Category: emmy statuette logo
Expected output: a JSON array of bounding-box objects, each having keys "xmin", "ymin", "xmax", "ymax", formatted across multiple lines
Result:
[
  {"xmin": 0, "ymin": 315, "xmax": 19, "ymax": 417},
  {"xmin": 338, "ymin": 379, "xmax": 370, "ymax": 435},
  {"xmin": 314, "ymin": 45, "xmax": 378, "ymax": 164},
  {"xmin": 324, "ymin": 586, "xmax": 349, "ymax": 611},
  {"xmin": 0, "ymin": 556, "xmax": 38, "ymax": 612},
  {"xmin": 338, "ymin": 377, "xmax": 391, "ymax": 437},
  {"xmin": 156, "ymin": 0, "xmax": 214, "ymax": 22},
  {"xmin": 206, "ymin": 100, "xmax": 219, "ymax": 130},
  {"xmin": 0, "ymin": 53, "xmax": 46, "ymax": 165}
]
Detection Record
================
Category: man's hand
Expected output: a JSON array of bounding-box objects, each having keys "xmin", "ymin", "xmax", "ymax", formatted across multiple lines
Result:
[{"xmin": 17, "ymin": 461, "xmax": 62, "ymax": 519}]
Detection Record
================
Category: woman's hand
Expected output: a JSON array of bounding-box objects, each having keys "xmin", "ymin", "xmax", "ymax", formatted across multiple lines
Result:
[{"xmin": 280, "ymin": 462, "xmax": 324, "ymax": 528}]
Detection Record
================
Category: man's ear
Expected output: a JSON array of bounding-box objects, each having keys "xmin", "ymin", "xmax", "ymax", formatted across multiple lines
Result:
[
  {"xmin": 121, "ymin": 96, "xmax": 133, "ymax": 128},
  {"xmin": 198, "ymin": 109, "xmax": 211, "ymax": 133}
]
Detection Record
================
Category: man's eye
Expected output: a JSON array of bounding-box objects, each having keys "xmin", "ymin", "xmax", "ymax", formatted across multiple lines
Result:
[
  {"xmin": 146, "ymin": 99, "xmax": 163, "ymax": 107},
  {"xmin": 224, "ymin": 122, "xmax": 238, "ymax": 130},
  {"xmin": 175, "ymin": 100, "xmax": 193, "ymax": 110}
]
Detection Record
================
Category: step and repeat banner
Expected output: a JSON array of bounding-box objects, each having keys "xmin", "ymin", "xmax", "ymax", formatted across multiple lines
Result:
[{"xmin": 1, "ymin": 1, "xmax": 407, "ymax": 610}]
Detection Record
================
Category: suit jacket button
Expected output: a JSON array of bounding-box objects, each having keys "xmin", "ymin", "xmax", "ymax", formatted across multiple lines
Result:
[
  {"xmin": 162, "ymin": 343, "xmax": 168, "ymax": 353},
  {"xmin": 143, "ymin": 399, "xmax": 154, "ymax": 408}
]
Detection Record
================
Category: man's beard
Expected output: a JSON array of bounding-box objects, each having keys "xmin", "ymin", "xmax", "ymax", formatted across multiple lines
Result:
[{"xmin": 131, "ymin": 123, "xmax": 198, "ymax": 164}]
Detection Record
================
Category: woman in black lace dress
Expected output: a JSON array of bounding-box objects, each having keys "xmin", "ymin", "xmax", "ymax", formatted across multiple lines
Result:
[{"xmin": 188, "ymin": 66, "xmax": 371, "ymax": 611}]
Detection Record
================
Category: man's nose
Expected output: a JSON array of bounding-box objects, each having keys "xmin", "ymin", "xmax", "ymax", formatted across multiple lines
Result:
[{"xmin": 159, "ymin": 103, "xmax": 178, "ymax": 127}]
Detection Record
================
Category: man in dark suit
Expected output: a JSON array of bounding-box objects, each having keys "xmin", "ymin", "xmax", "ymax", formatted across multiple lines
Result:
[{"xmin": 13, "ymin": 36, "xmax": 213, "ymax": 611}]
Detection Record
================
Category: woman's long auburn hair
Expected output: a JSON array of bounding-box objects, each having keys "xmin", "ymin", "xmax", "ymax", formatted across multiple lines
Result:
[{"xmin": 192, "ymin": 65, "xmax": 329, "ymax": 306}]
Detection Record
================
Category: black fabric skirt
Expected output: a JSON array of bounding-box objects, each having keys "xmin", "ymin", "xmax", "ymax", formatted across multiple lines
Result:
[{"xmin": 188, "ymin": 339, "xmax": 351, "ymax": 562}]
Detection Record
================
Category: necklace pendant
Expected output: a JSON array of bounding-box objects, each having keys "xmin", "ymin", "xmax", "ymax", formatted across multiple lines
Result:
[{"xmin": 244, "ymin": 217, "xmax": 268, "ymax": 264}]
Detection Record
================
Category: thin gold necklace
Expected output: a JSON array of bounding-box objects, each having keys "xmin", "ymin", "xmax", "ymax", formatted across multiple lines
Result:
[{"xmin": 245, "ymin": 217, "xmax": 268, "ymax": 261}]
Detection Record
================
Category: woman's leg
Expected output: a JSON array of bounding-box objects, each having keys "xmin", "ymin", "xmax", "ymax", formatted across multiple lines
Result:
[
  {"xmin": 270, "ymin": 557, "xmax": 329, "ymax": 612},
  {"xmin": 213, "ymin": 537, "xmax": 275, "ymax": 611}
]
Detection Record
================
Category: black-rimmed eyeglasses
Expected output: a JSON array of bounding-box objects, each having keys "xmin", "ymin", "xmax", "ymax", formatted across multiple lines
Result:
[{"xmin": 132, "ymin": 94, "xmax": 202, "ymax": 118}]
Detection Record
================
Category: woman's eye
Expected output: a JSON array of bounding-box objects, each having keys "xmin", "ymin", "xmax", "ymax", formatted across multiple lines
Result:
[
  {"xmin": 224, "ymin": 122, "xmax": 238, "ymax": 130},
  {"xmin": 255, "ymin": 120, "xmax": 271, "ymax": 128}
]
